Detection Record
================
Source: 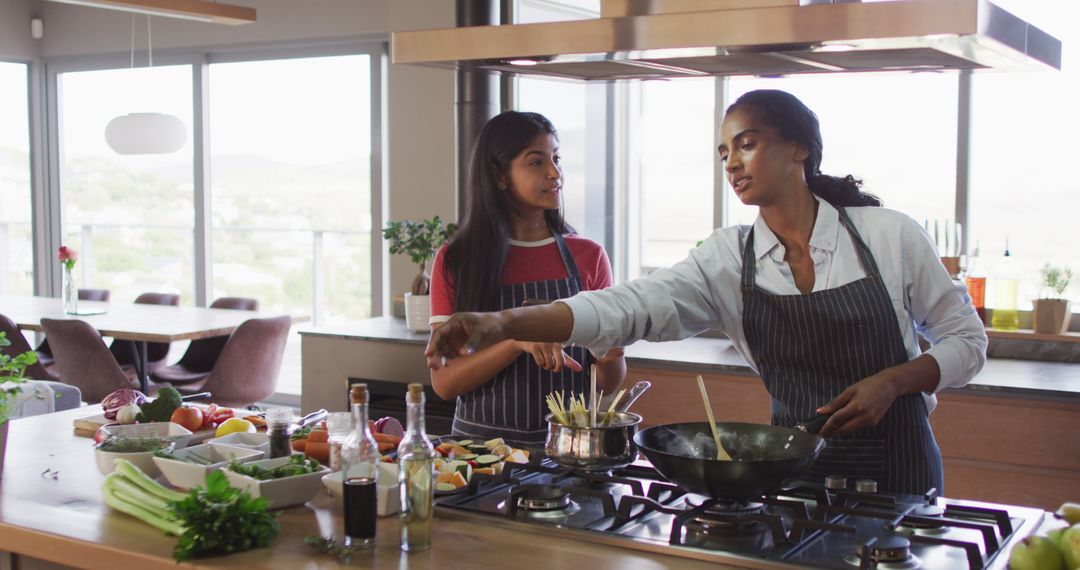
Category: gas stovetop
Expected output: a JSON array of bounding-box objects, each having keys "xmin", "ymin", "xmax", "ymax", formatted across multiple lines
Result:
[{"xmin": 434, "ymin": 457, "xmax": 1045, "ymax": 569}]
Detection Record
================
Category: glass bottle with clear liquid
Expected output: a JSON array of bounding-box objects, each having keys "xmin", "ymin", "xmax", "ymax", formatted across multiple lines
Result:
[
  {"xmin": 340, "ymin": 384, "xmax": 380, "ymax": 548},
  {"xmin": 398, "ymin": 383, "xmax": 435, "ymax": 552},
  {"xmin": 990, "ymin": 239, "xmax": 1020, "ymax": 331}
]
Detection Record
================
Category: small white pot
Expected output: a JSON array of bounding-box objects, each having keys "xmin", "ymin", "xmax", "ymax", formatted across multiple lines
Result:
[{"xmin": 404, "ymin": 293, "xmax": 431, "ymax": 333}]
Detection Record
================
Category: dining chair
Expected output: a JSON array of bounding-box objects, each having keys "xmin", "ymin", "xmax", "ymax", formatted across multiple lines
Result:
[
  {"xmin": 40, "ymin": 318, "xmax": 166, "ymax": 403},
  {"xmin": 172, "ymin": 316, "xmax": 291, "ymax": 408},
  {"xmin": 35, "ymin": 288, "xmax": 112, "ymax": 368},
  {"xmin": 0, "ymin": 314, "xmax": 60, "ymax": 381},
  {"xmin": 109, "ymin": 292, "xmax": 181, "ymax": 372},
  {"xmin": 150, "ymin": 297, "xmax": 260, "ymax": 385}
]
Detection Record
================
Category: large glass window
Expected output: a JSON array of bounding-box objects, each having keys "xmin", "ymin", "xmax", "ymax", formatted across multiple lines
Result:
[
  {"xmin": 630, "ymin": 78, "xmax": 715, "ymax": 272},
  {"xmin": 208, "ymin": 55, "xmax": 373, "ymax": 324},
  {"xmin": 0, "ymin": 62, "xmax": 33, "ymax": 296},
  {"xmin": 969, "ymin": 3, "xmax": 1079, "ymax": 307},
  {"xmin": 727, "ymin": 73, "xmax": 958, "ymax": 228},
  {"xmin": 58, "ymin": 65, "xmax": 194, "ymax": 303}
]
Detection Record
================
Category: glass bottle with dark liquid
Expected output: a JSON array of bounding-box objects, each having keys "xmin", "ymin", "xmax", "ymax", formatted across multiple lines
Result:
[{"xmin": 340, "ymin": 384, "xmax": 380, "ymax": 547}]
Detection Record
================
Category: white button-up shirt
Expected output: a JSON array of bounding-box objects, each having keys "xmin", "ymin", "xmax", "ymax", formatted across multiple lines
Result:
[{"xmin": 561, "ymin": 197, "xmax": 987, "ymax": 413}]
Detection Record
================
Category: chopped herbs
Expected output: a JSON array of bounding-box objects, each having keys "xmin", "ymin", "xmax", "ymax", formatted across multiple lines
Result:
[
  {"xmin": 169, "ymin": 470, "xmax": 279, "ymax": 562},
  {"xmin": 226, "ymin": 454, "xmax": 321, "ymax": 480},
  {"xmin": 97, "ymin": 436, "xmax": 171, "ymax": 453}
]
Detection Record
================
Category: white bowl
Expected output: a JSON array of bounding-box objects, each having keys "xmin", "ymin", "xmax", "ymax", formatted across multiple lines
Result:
[
  {"xmin": 224, "ymin": 456, "xmax": 329, "ymax": 509},
  {"xmin": 153, "ymin": 444, "xmax": 264, "ymax": 490},
  {"xmin": 96, "ymin": 440, "xmax": 175, "ymax": 476},
  {"xmin": 207, "ymin": 432, "xmax": 270, "ymax": 455},
  {"xmin": 98, "ymin": 422, "xmax": 194, "ymax": 449},
  {"xmin": 321, "ymin": 462, "xmax": 401, "ymax": 517}
]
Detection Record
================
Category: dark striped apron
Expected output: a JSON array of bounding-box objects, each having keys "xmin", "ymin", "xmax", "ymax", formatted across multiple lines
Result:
[
  {"xmin": 451, "ymin": 233, "xmax": 591, "ymax": 447},
  {"xmin": 741, "ymin": 207, "xmax": 943, "ymax": 495}
]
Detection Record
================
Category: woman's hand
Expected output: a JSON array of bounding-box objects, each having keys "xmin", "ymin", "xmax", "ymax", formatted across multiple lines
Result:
[
  {"xmin": 425, "ymin": 312, "xmax": 508, "ymax": 369},
  {"xmin": 517, "ymin": 342, "xmax": 582, "ymax": 373},
  {"xmin": 816, "ymin": 371, "xmax": 900, "ymax": 438},
  {"xmin": 595, "ymin": 347, "xmax": 625, "ymax": 364}
]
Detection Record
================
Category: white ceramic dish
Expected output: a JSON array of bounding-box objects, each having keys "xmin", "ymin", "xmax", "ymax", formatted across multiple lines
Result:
[
  {"xmin": 321, "ymin": 462, "xmax": 401, "ymax": 516},
  {"xmin": 153, "ymin": 444, "xmax": 264, "ymax": 490},
  {"xmin": 206, "ymin": 432, "xmax": 270, "ymax": 455},
  {"xmin": 98, "ymin": 422, "xmax": 194, "ymax": 449},
  {"xmin": 223, "ymin": 456, "xmax": 329, "ymax": 509},
  {"xmin": 96, "ymin": 440, "xmax": 175, "ymax": 476}
]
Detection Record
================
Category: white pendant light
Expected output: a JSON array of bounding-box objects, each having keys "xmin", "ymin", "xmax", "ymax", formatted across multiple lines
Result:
[
  {"xmin": 105, "ymin": 112, "xmax": 187, "ymax": 154},
  {"xmin": 105, "ymin": 15, "xmax": 187, "ymax": 155}
]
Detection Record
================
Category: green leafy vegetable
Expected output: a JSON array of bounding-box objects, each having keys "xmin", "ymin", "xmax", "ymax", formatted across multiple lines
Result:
[
  {"xmin": 290, "ymin": 425, "xmax": 314, "ymax": 441},
  {"xmin": 169, "ymin": 470, "xmax": 279, "ymax": 562},
  {"xmin": 98, "ymin": 436, "xmax": 171, "ymax": 453},
  {"xmin": 226, "ymin": 454, "xmax": 322, "ymax": 480},
  {"xmin": 135, "ymin": 386, "xmax": 183, "ymax": 423}
]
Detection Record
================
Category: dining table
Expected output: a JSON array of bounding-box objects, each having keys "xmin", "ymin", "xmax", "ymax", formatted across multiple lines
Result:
[{"xmin": 0, "ymin": 295, "xmax": 304, "ymax": 394}]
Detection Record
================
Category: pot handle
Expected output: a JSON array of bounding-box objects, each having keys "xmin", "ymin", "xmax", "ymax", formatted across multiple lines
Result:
[
  {"xmin": 795, "ymin": 412, "xmax": 833, "ymax": 435},
  {"xmin": 614, "ymin": 380, "xmax": 651, "ymax": 413}
]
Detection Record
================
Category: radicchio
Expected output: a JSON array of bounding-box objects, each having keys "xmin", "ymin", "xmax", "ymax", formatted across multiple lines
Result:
[{"xmin": 101, "ymin": 388, "xmax": 147, "ymax": 420}]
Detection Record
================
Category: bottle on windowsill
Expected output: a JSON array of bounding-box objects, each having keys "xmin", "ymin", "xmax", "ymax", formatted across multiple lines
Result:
[
  {"xmin": 990, "ymin": 237, "xmax": 1020, "ymax": 331},
  {"xmin": 964, "ymin": 241, "xmax": 987, "ymax": 325}
]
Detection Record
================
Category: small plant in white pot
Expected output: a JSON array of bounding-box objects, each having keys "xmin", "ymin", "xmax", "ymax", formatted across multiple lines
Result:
[
  {"xmin": 382, "ymin": 216, "xmax": 457, "ymax": 333},
  {"xmin": 1033, "ymin": 263, "xmax": 1073, "ymax": 334}
]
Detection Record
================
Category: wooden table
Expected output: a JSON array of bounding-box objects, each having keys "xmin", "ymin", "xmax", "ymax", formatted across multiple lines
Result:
[
  {"xmin": 0, "ymin": 295, "xmax": 301, "ymax": 393},
  {"xmin": 0, "ymin": 407, "xmax": 728, "ymax": 569}
]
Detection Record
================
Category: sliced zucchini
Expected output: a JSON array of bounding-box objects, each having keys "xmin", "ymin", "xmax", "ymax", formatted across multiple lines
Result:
[
  {"xmin": 455, "ymin": 439, "xmax": 474, "ymax": 447},
  {"xmin": 459, "ymin": 453, "xmax": 478, "ymax": 461},
  {"xmin": 467, "ymin": 444, "xmax": 489, "ymax": 454},
  {"xmin": 475, "ymin": 454, "xmax": 501, "ymax": 467},
  {"xmin": 435, "ymin": 482, "xmax": 457, "ymax": 492}
]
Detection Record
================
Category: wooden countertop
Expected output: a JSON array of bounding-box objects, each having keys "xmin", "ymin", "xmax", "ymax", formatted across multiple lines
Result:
[
  {"xmin": 0, "ymin": 407, "xmax": 727, "ymax": 569},
  {"xmin": 300, "ymin": 317, "xmax": 1080, "ymax": 399}
]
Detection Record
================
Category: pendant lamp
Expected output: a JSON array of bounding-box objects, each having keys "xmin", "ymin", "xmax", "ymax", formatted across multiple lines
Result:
[{"xmin": 105, "ymin": 15, "xmax": 187, "ymax": 155}]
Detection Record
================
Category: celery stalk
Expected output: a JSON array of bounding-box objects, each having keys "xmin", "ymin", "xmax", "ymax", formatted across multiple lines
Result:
[
  {"xmin": 105, "ymin": 473, "xmax": 172, "ymax": 513},
  {"xmin": 102, "ymin": 487, "xmax": 185, "ymax": 536},
  {"xmin": 113, "ymin": 459, "xmax": 187, "ymax": 502}
]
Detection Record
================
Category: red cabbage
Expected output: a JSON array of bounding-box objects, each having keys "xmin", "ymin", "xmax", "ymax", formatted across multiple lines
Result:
[{"xmin": 101, "ymin": 388, "xmax": 147, "ymax": 420}]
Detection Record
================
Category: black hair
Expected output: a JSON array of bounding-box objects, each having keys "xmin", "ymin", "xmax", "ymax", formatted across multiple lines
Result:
[
  {"xmin": 727, "ymin": 89, "xmax": 882, "ymax": 207},
  {"xmin": 443, "ymin": 111, "xmax": 572, "ymax": 312}
]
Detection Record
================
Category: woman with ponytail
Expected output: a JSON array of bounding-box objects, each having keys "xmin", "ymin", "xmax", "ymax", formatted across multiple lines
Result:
[
  {"xmin": 426, "ymin": 91, "xmax": 986, "ymax": 495},
  {"xmin": 428, "ymin": 110, "xmax": 625, "ymax": 447}
]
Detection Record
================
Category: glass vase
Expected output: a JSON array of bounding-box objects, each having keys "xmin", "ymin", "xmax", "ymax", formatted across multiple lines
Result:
[{"xmin": 62, "ymin": 265, "xmax": 78, "ymax": 315}]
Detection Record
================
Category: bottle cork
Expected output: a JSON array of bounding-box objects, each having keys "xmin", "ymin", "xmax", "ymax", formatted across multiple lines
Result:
[
  {"xmin": 350, "ymin": 384, "xmax": 368, "ymax": 405},
  {"xmin": 407, "ymin": 383, "xmax": 424, "ymax": 404}
]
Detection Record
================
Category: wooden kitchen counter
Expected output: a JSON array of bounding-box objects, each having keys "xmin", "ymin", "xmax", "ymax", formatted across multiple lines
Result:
[{"xmin": 0, "ymin": 407, "xmax": 726, "ymax": 570}]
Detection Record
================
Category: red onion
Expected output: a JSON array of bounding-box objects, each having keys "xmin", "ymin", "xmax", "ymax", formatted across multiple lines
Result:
[{"xmin": 374, "ymin": 416, "xmax": 405, "ymax": 436}]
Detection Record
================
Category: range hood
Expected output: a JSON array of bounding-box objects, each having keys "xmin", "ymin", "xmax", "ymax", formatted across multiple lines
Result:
[{"xmin": 391, "ymin": 0, "xmax": 1061, "ymax": 80}]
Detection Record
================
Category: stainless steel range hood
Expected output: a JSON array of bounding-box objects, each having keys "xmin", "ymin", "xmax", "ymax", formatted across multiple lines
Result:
[{"xmin": 391, "ymin": 0, "xmax": 1061, "ymax": 80}]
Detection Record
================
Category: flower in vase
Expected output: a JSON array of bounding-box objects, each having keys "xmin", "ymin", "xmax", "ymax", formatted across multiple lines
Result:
[{"xmin": 58, "ymin": 246, "xmax": 78, "ymax": 270}]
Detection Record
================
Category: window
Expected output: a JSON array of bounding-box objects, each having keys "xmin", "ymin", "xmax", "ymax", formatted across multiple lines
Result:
[
  {"xmin": 628, "ymin": 78, "xmax": 715, "ymax": 273},
  {"xmin": 208, "ymin": 55, "xmax": 374, "ymax": 325},
  {"xmin": 58, "ymin": 65, "xmax": 195, "ymax": 303},
  {"xmin": 0, "ymin": 62, "xmax": 32, "ymax": 295},
  {"xmin": 727, "ymin": 73, "xmax": 958, "ymax": 229}
]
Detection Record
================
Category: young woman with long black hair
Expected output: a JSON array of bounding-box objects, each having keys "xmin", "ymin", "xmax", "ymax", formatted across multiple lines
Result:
[
  {"xmin": 426, "ymin": 91, "xmax": 987, "ymax": 494},
  {"xmin": 428, "ymin": 110, "xmax": 626, "ymax": 447}
]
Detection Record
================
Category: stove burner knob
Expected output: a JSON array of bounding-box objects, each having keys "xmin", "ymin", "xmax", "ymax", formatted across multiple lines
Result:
[
  {"xmin": 825, "ymin": 475, "xmax": 847, "ymax": 490},
  {"xmin": 855, "ymin": 479, "xmax": 878, "ymax": 493}
]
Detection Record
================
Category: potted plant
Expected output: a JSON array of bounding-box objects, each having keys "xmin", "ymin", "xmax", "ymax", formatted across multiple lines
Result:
[
  {"xmin": 0, "ymin": 331, "xmax": 37, "ymax": 477},
  {"xmin": 1033, "ymin": 263, "xmax": 1073, "ymax": 334},
  {"xmin": 382, "ymin": 216, "xmax": 457, "ymax": 332}
]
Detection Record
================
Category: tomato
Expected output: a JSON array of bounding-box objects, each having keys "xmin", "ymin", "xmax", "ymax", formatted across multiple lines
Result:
[
  {"xmin": 207, "ymin": 408, "xmax": 234, "ymax": 427},
  {"xmin": 170, "ymin": 406, "xmax": 204, "ymax": 432}
]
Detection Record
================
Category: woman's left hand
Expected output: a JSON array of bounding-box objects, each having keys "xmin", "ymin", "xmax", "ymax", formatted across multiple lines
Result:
[
  {"xmin": 595, "ymin": 347, "xmax": 624, "ymax": 364},
  {"xmin": 816, "ymin": 372, "xmax": 900, "ymax": 438}
]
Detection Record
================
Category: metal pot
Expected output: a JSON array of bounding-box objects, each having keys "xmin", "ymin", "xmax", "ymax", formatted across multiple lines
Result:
[{"xmin": 544, "ymin": 412, "xmax": 642, "ymax": 471}]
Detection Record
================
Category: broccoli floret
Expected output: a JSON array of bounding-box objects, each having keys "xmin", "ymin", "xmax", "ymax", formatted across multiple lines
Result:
[{"xmin": 135, "ymin": 386, "xmax": 183, "ymax": 423}]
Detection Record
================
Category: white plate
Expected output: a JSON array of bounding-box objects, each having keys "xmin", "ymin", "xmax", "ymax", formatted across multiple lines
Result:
[
  {"xmin": 153, "ymin": 444, "xmax": 263, "ymax": 489},
  {"xmin": 223, "ymin": 456, "xmax": 329, "ymax": 509},
  {"xmin": 206, "ymin": 432, "xmax": 270, "ymax": 455},
  {"xmin": 96, "ymin": 442, "xmax": 175, "ymax": 476}
]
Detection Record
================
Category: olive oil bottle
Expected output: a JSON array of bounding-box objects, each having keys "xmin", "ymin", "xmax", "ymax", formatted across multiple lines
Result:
[
  {"xmin": 990, "ymin": 239, "xmax": 1019, "ymax": 331},
  {"xmin": 398, "ymin": 383, "xmax": 435, "ymax": 552}
]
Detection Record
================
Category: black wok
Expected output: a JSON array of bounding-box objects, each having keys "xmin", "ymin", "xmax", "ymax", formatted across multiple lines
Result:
[{"xmin": 634, "ymin": 421, "xmax": 826, "ymax": 501}]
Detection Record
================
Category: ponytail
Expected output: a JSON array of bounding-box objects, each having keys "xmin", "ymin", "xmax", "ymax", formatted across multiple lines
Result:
[{"xmin": 807, "ymin": 173, "xmax": 882, "ymax": 207}]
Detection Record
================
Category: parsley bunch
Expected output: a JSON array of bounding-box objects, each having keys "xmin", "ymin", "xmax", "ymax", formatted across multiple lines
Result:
[{"xmin": 169, "ymin": 471, "xmax": 280, "ymax": 562}]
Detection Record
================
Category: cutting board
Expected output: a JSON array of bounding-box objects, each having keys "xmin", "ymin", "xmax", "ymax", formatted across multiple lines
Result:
[{"xmin": 73, "ymin": 407, "xmax": 259, "ymax": 441}]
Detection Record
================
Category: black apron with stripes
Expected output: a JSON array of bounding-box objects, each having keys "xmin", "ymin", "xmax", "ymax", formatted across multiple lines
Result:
[
  {"xmin": 452, "ymin": 233, "xmax": 591, "ymax": 447},
  {"xmin": 741, "ymin": 208, "xmax": 943, "ymax": 495}
]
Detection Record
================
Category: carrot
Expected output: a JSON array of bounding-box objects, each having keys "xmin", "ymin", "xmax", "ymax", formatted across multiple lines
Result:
[
  {"xmin": 377, "ymin": 441, "xmax": 396, "ymax": 454},
  {"xmin": 243, "ymin": 415, "xmax": 267, "ymax": 428},
  {"xmin": 307, "ymin": 430, "xmax": 330, "ymax": 444},
  {"xmin": 305, "ymin": 442, "xmax": 330, "ymax": 465},
  {"xmin": 374, "ymin": 433, "xmax": 402, "ymax": 445},
  {"xmin": 292, "ymin": 439, "xmax": 307, "ymax": 452}
]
